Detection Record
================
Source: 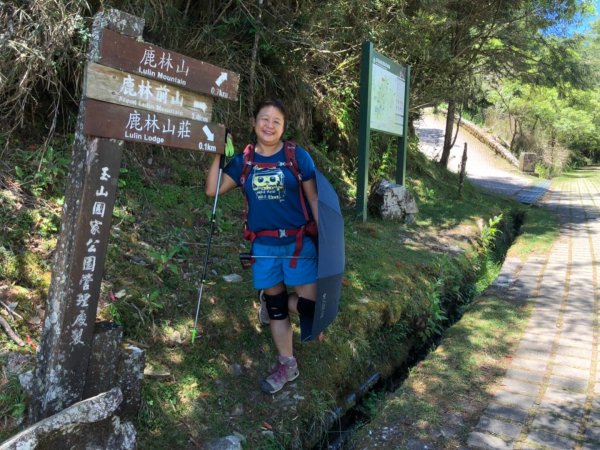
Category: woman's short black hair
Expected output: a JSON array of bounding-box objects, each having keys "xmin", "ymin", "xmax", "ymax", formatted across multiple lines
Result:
[{"xmin": 253, "ymin": 97, "xmax": 287, "ymax": 127}]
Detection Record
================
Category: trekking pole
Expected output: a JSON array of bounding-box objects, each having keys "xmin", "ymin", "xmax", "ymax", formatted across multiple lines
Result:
[{"xmin": 191, "ymin": 133, "xmax": 234, "ymax": 344}]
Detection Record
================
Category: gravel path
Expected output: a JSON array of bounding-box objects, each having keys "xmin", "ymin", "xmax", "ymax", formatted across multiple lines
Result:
[{"xmin": 418, "ymin": 114, "xmax": 600, "ymax": 449}]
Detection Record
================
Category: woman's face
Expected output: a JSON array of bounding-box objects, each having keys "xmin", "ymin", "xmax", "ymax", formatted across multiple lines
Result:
[{"xmin": 254, "ymin": 105, "xmax": 285, "ymax": 148}]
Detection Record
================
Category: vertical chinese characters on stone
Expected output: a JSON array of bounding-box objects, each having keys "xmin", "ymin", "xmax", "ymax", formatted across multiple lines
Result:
[{"xmin": 70, "ymin": 167, "xmax": 112, "ymax": 347}]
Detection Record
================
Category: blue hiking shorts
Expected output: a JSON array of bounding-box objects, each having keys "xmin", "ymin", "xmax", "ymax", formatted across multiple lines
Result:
[{"xmin": 252, "ymin": 236, "xmax": 317, "ymax": 289}]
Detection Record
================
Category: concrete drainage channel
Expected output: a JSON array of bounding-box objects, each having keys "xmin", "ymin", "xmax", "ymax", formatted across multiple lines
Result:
[
  {"xmin": 312, "ymin": 213, "xmax": 524, "ymax": 449},
  {"xmin": 313, "ymin": 339, "xmax": 436, "ymax": 450},
  {"xmin": 319, "ymin": 372, "xmax": 383, "ymax": 450}
]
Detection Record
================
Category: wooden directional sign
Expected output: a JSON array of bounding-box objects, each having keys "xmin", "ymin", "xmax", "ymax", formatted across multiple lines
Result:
[
  {"xmin": 85, "ymin": 63, "xmax": 214, "ymax": 123},
  {"xmin": 30, "ymin": 9, "xmax": 239, "ymax": 425},
  {"xmin": 99, "ymin": 28, "xmax": 240, "ymax": 100},
  {"xmin": 83, "ymin": 99, "xmax": 225, "ymax": 153}
]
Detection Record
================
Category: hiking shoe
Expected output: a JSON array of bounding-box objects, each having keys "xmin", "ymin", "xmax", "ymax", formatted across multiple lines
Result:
[
  {"xmin": 258, "ymin": 289, "xmax": 270, "ymax": 326},
  {"xmin": 261, "ymin": 360, "xmax": 299, "ymax": 394}
]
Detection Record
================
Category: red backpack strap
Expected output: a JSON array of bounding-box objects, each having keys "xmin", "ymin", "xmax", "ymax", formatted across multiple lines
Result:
[
  {"xmin": 241, "ymin": 141, "xmax": 313, "ymax": 269},
  {"xmin": 240, "ymin": 143, "xmax": 255, "ymax": 188},
  {"xmin": 240, "ymin": 144, "xmax": 254, "ymax": 242},
  {"xmin": 284, "ymin": 141, "xmax": 310, "ymax": 223},
  {"xmin": 284, "ymin": 141, "xmax": 302, "ymax": 183}
]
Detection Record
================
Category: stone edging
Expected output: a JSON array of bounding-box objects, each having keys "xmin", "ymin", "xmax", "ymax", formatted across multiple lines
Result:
[{"xmin": 457, "ymin": 116, "xmax": 519, "ymax": 167}]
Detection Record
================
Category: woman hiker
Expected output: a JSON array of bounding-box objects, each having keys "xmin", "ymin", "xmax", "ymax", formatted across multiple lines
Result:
[{"xmin": 205, "ymin": 97, "xmax": 319, "ymax": 394}]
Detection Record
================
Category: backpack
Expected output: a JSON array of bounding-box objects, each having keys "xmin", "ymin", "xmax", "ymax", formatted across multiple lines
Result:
[{"xmin": 239, "ymin": 141, "xmax": 317, "ymax": 267}]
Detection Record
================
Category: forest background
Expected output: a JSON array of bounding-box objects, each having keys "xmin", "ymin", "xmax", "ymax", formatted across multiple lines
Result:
[
  {"xmin": 1, "ymin": 0, "xmax": 600, "ymax": 449},
  {"xmin": 1, "ymin": 0, "xmax": 600, "ymax": 174}
]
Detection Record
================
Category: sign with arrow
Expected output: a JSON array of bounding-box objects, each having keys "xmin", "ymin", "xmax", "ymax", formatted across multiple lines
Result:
[
  {"xmin": 83, "ymin": 99, "xmax": 226, "ymax": 153},
  {"xmin": 193, "ymin": 101, "xmax": 208, "ymax": 112},
  {"xmin": 85, "ymin": 63, "xmax": 214, "ymax": 123},
  {"xmin": 202, "ymin": 125, "xmax": 215, "ymax": 141},
  {"xmin": 98, "ymin": 28, "xmax": 240, "ymax": 100},
  {"xmin": 215, "ymin": 72, "xmax": 228, "ymax": 86},
  {"xmin": 29, "ymin": 8, "xmax": 238, "ymax": 426}
]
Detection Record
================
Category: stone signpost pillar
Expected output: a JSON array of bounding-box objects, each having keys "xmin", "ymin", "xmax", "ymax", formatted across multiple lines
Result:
[
  {"xmin": 27, "ymin": 7, "xmax": 239, "ymax": 427},
  {"xmin": 28, "ymin": 9, "xmax": 144, "ymax": 424}
]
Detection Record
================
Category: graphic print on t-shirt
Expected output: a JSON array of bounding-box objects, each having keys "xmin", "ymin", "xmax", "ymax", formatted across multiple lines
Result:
[{"xmin": 252, "ymin": 167, "xmax": 286, "ymax": 201}]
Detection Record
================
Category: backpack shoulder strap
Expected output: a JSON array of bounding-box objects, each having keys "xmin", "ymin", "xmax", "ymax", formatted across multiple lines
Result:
[
  {"xmin": 240, "ymin": 144, "xmax": 255, "ymax": 187},
  {"xmin": 284, "ymin": 141, "xmax": 302, "ymax": 182},
  {"xmin": 284, "ymin": 141, "xmax": 311, "ymax": 222}
]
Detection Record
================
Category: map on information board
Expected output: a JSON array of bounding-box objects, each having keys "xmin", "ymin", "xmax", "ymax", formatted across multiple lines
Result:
[{"xmin": 369, "ymin": 52, "xmax": 405, "ymax": 136}]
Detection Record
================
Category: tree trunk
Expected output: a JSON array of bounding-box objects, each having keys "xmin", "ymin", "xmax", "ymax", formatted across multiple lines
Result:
[
  {"xmin": 509, "ymin": 116, "xmax": 518, "ymax": 152},
  {"xmin": 439, "ymin": 98, "xmax": 456, "ymax": 167},
  {"xmin": 450, "ymin": 106, "xmax": 462, "ymax": 149},
  {"xmin": 458, "ymin": 142, "xmax": 468, "ymax": 197},
  {"xmin": 248, "ymin": 0, "xmax": 264, "ymax": 114}
]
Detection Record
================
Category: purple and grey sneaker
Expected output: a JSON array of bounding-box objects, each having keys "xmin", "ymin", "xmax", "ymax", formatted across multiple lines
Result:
[{"xmin": 261, "ymin": 357, "xmax": 299, "ymax": 394}]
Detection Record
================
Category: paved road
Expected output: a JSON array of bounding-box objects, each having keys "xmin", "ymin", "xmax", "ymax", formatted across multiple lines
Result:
[
  {"xmin": 418, "ymin": 115, "xmax": 600, "ymax": 448},
  {"xmin": 415, "ymin": 114, "xmax": 536, "ymax": 200},
  {"xmin": 348, "ymin": 114, "xmax": 598, "ymax": 449},
  {"xmin": 468, "ymin": 168, "xmax": 600, "ymax": 449}
]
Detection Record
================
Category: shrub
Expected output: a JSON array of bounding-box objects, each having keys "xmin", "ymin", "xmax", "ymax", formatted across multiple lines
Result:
[{"xmin": 0, "ymin": 246, "xmax": 18, "ymax": 280}]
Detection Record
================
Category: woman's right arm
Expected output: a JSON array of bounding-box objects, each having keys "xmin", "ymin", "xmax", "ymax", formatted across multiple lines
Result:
[{"xmin": 205, "ymin": 155, "xmax": 237, "ymax": 197}]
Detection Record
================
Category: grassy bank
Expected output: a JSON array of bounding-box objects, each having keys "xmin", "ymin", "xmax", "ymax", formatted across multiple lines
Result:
[
  {"xmin": 0, "ymin": 132, "xmax": 547, "ymax": 448},
  {"xmin": 348, "ymin": 184, "xmax": 561, "ymax": 449}
]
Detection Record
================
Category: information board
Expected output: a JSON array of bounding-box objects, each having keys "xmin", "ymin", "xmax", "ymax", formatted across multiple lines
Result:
[
  {"xmin": 356, "ymin": 41, "xmax": 411, "ymax": 221},
  {"xmin": 369, "ymin": 52, "xmax": 406, "ymax": 137}
]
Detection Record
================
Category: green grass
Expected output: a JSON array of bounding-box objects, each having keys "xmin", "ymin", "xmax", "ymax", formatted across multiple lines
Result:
[
  {"xmin": 507, "ymin": 206, "xmax": 559, "ymax": 261},
  {"xmin": 0, "ymin": 355, "xmax": 31, "ymax": 441},
  {"xmin": 348, "ymin": 293, "xmax": 531, "ymax": 449},
  {"xmin": 347, "ymin": 172, "xmax": 600, "ymax": 449},
  {"xmin": 0, "ymin": 134, "xmax": 559, "ymax": 448}
]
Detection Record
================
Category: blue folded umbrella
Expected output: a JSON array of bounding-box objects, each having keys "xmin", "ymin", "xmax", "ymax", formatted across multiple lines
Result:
[{"xmin": 300, "ymin": 170, "xmax": 345, "ymax": 341}]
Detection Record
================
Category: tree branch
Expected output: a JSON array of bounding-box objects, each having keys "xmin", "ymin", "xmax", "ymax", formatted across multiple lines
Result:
[{"xmin": 0, "ymin": 316, "xmax": 25, "ymax": 347}]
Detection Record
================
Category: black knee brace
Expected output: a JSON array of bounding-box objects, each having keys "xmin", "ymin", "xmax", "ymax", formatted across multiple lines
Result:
[
  {"xmin": 297, "ymin": 297, "xmax": 315, "ymax": 319},
  {"xmin": 264, "ymin": 291, "xmax": 289, "ymax": 320}
]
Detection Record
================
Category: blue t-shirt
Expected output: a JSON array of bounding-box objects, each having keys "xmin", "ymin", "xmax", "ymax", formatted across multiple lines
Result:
[{"xmin": 224, "ymin": 143, "xmax": 316, "ymax": 245}]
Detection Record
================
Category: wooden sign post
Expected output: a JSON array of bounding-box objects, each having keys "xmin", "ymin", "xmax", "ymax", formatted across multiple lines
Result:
[{"xmin": 28, "ymin": 9, "xmax": 239, "ymax": 423}]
